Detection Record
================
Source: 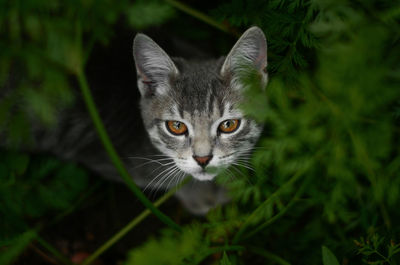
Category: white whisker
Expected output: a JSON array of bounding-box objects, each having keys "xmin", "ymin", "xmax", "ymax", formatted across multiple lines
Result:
[
  {"xmin": 149, "ymin": 167, "xmax": 178, "ymax": 199},
  {"xmin": 153, "ymin": 167, "xmax": 180, "ymax": 195},
  {"xmin": 231, "ymin": 165, "xmax": 254, "ymax": 185},
  {"xmin": 223, "ymin": 168, "xmax": 236, "ymax": 185},
  {"xmin": 235, "ymin": 159, "xmax": 254, "ymax": 168},
  {"xmin": 166, "ymin": 168, "xmax": 182, "ymax": 191},
  {"xmin": 143, "ymin": 164, "xmax": 176, "ymax": 192},
  {"xmin": 175, "ymin": 171, "xmax": 186, "ymax": 190},
  {"xmin": 231, "ymin": 161, "xmax": 255, "ymax": 172},
  {"xmin": 134, "ymin": 160, "xmax": 175, "ymax": 169},
  {"xmin": 126, "ymin": 156, "xmax": 170, "ymax": 161}
]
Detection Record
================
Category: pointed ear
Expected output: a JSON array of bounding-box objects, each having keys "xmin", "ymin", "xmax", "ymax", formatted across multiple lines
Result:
[
  {"xmin": 221, "ymin": 26, "xmax": 268, "ymax": 89},
  {"xmin": 133, "ymin": 33, "xmax": 179, "ymax": 97}
]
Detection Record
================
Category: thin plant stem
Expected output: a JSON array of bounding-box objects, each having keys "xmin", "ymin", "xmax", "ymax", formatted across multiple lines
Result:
[
  {"xmin": 76, "ymin": 69, "xmax": 182, "ymax": 232},
  {"xmin": 36, "ymin": 236, "xmax": 73, "ymax": 265},
  {"xmin": 50, "ymin": 181, "xmax": 103, "ymax": 226},
  {"xmin": 23, "ymin": 183, "xmax": 103, "ymax": 265},
  {"xmin": 242, "ymin": 176, "xmax": 310, "ymax": 241},
  {"xmin": 81, "ymin": 178, "xmax": 190, "ymax": 265},
  {"xmin": 232, "ymin": 150, "xmax": 324, "ymax": 244},
  {"xmin": 193, "ymin": 245, "xmax": 245, "ymax": 265},
  {"xmin": 232, "ymin": 168, "xmax": 305, "ymax": 244},
  {"xmin": 248, "ymin": 246, "xmax": 291, "ymax": 265},
  {"xmin": 29, "ymin": 243, "xmax": 59, "ymax": 265},
  {"xmin": 164, "ymin": 0, "xmax": 240, "ymax": 37}
]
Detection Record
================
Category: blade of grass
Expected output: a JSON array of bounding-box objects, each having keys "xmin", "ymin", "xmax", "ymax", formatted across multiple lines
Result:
[
  {"xmin": 163, "ymin": 0, "xmax": 240, "ymax": 37},
  {"xmin": 29, "ymin": 243, "xmax": 60, "ymax": 265},
  {"xmin": 193, "ymin": 245, "xmax": 245, "ymax": 265},
  {"xmin": 35, "ymin": 236, "xmax": 73, "ymax": 265},
  {"xmin": 232, "ymin": 168, "xmax": 306, "ymax": 244},
  {"xmin": 248, "ymin": 246, "xmax": 291, "ymax": 265},
  {"xmin": 241, "ymin": 175, "xmax": 310, "ymax": 241},
  {"xmin": 81, "ymin": 178, "xmax": 190, "ymax": 265},
  {"xmin": 50, "ymin": 181, "xmax": 103, "ymax": 226},
  {"xmin": 0, "ymin": 230, "xmax": 37, "ymax": 265},
  {"xmin": 232, "ymin": 150, "xmax": 324, "ymax": 244}
]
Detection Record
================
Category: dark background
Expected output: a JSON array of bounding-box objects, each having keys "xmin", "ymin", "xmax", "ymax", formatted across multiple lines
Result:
[{"xmin": 1, "ymin": 0, "xmax": 400, "ymax": 264}]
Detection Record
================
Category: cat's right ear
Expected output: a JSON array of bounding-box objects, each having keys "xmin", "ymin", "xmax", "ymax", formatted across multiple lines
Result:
[
  {"xmin": 220, "ymin": 27, "xmax": 268, "ymax": 90},
  {"xmin": 133, "ymin": 34, "xmax": 179, "ymax": 97}
]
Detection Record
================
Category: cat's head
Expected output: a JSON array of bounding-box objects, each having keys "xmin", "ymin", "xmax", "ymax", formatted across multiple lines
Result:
[{"xmin": 133, "ymin": 27, "xmax": 267, "ymax": 181}]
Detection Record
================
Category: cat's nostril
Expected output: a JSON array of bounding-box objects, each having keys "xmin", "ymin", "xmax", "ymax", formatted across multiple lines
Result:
[{"xmin": 193, "ymin": 155, "xmax": 213, "ymax": 168}]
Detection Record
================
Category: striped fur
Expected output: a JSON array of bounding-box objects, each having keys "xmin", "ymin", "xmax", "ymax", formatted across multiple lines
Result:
[{"xmin": 134, "ymin": 27, "xmax": 267, "ymax": 181}]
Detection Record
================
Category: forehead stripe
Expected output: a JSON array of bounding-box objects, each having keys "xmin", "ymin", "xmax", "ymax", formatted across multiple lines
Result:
[{"xmin": 208, "ymin": 92, "xmax": 215, "ymax": 114}]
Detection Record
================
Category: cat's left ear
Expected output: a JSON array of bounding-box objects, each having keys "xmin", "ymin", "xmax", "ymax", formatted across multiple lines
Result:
[
  {"xmin": 133, "ymin": 33, "xmax": 179, "ymax": 97},
  {"xmin": 221, "ymin": 26, "xmax": 268, "ymax": 89}
]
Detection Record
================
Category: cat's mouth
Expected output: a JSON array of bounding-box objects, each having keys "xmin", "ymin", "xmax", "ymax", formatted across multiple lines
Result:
[
  {"xmin": 191, "ymin": 171, "xmax": 216, "ymax": 181},
  {"xmin": 189, "ymin": 166, "xmax": 227, "ymax": 181},
  {"xmin": 174, "ymin": 159, "xmax": 229, "ymax": 181}
]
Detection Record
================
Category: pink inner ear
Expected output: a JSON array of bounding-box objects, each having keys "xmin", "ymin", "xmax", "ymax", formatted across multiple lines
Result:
[{"xmin": 136, "ymin": 66, "xmax": 153, "ymax": 84}]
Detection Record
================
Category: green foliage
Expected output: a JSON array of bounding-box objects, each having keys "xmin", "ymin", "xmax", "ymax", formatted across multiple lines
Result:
[
  {"xmin": 0, "ymin": 151, "xmax": 88, "ymax": 221},
  {"xmin": 0, "ymin": 0, "xmax": 177, "ymax": 263},
  {"xmin": 125, "ymin": 223, "xmax": 244, "ymax": 265},
  {"xmin": 126, "ymin": 0, "xmax": 176, "ymax": 29},
  {"xmin": 0, "ymin": 0, "xmax": 175, "ymax": 148},
  {"xmin": 125, "ymin": 224, "xmax": 208, "ymax": 265},
  {"xmin": 220, "ymin": 252, "xmax": 232, "ymax": 265},
  {"xmin": 0, "ymin": 229, "xmax": 37, "ymax": 265},
  {"xmin": 210, "ymin": 0, "xmax": 400, "ymax": 263},
  {"xmin": 322, "ymin": 246, "xmax": 340, "ymax": 265},
  {"xmin": 0, "ymin": 150, "xmax": 88, "ymax": 260},
  {"xmin": 355, "ymin": 233, "xmax": 400, "ymax": 265},
  {"xmin": 212, "ymin": 0, "xmax": 318, "ymax": 81}
]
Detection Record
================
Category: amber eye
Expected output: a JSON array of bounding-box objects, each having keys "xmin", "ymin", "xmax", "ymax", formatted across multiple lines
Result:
[
  {"xmin": 218, "ymin": 119, "xmax": 240, "ymax": 133},
  {"xmin": 166, "ymin": 120, "xmax": 188, "ymax": 135}
]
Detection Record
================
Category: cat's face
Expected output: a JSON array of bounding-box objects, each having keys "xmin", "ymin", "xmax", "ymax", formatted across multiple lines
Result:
[{"xmin": 133, "ymin": 27, "xmax": 268, "ymax": 181}]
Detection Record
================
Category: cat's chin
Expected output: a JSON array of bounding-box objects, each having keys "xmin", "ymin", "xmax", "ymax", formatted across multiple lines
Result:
[{"xmin": 191, "ymin": 172, "xmax": 216, "ymax": 181}]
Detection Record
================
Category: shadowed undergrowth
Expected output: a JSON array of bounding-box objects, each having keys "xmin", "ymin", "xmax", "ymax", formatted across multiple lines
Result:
[{"xmin": 1, "ymin": 0, "xmax": 400, "ymax": 264}]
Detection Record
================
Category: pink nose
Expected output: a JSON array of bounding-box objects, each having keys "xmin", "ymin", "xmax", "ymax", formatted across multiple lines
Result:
[{"xmin": 193, "ymin": 155, "xmax": 213, "ymax": 168}]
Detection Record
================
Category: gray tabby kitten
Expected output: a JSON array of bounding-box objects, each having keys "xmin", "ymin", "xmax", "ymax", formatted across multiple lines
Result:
[
  {"xmin": 132, "ymin": 26, "xmax": 267, "ymax": 213},
  {"xmin": 20, "ymin": 26, "xmax": 267, "ymax": 214}
]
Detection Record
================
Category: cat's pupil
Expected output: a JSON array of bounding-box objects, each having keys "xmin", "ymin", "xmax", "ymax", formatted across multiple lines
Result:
[
  {"xmin": 173, "ymin": 122, "xmax": 181, "ymax": 129},
  {"xmin": 224, "ymin": 121, "xmax": 231, "ymax": 128}
]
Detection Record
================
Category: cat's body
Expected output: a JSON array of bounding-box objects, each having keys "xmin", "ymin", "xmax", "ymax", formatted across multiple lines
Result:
[{"xmin": 8, "ymin": 27, "xmax": 268, "ymax": 214}]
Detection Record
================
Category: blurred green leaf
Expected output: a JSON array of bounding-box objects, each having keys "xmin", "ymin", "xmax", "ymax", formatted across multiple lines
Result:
[
  {"xmin": 126, "ymin": 0, "xmax": 175, "ymax": 30},
  {"xmin": 0, "ymin": 229, "xmax": 36, "ymax": 265},
  {"xmin": 220, "ymin": 252, "xmax": 232, "ymax": 265},
  {"xmin": 322, "ymin": 246, "xmax": 340, "ymax": 265},
  {"xmin": 0, "ymin": 151, "xmax": 88, "ymax": 229},
  {"xmin": 125, "ymin": 224, "xmax": 207, "ymax": 265}
]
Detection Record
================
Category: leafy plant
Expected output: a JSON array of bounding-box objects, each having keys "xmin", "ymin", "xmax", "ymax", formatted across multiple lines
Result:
[
  {"xmin": 0, "ymin": 0, "xmax": 176, "ymax": 148},
  {"xmin": 355, "ymin": 233, "xmax": 400, "ymax": 265},
  {"xmin": 0, "ymin": 152, "xmax": 88, "ymax": 230},
  {"xmin": 125, "ymin": 224, "xmax": 207, "ymax": 265},
  {"xmin": 0, "ymin": 151, "xmax": 88, "ymax": 264},
  {"xmin": 322, "ymin": 246, "xmax": 340, "ymax": 265}
]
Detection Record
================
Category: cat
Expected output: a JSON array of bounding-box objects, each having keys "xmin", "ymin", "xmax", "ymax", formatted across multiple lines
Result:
[
  {"xmin": 130, "ymin": 26, "xmax": 267, "ymax": 213},
  {"xmin": 13, "ymin": 26, "xmax": 268, "ymax": 214}
]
